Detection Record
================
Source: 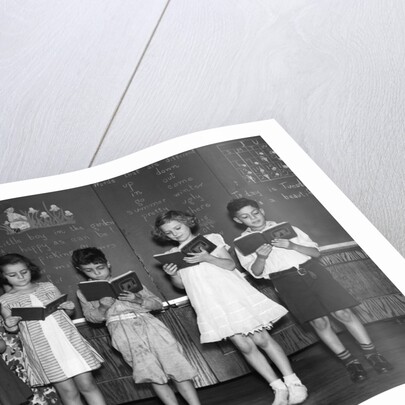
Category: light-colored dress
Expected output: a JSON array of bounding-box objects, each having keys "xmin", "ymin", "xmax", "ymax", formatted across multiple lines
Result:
[
  {"xmin": 77, "ymin": 285, "xmax": 197, "ymax": 384},
  {"xmin": 0, "ymin": 282, "xmax": 103, "ymax": 386},
  {"xmin": 169, "ymin": 233, "xmax": 288, "ymax": 343}
]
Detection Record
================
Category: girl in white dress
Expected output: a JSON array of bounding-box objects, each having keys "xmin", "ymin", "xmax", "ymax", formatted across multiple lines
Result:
[
  {"xmin": 153, "ymin": 211, "xmax": 308, "ymax": 405},
  {"xmin": 0, "ymin": 253, "xmax": 106, "ymax": 405}
]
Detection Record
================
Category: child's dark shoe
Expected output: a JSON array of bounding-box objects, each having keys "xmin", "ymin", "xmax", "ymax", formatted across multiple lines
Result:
[
  {"xmin": 286, "ymin": 383, "xmax": 308, "ymax": 404},
  {"xmin": 346, "ymin": 361, "xmax": 367, "ymax": 383},
  {"xmin": 366, "ymin": 353, "xmax": 393, "ymax": 374}
]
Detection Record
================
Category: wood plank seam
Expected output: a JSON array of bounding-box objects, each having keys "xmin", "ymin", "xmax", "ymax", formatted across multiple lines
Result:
[{"xmin": 88, "ymin": 0, "xmax": 172, "ymax": 168}]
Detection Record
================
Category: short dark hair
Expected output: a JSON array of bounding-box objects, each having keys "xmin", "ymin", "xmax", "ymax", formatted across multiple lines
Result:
[
  {"xmin": 0, "ymin": 253, "xmax": 42, "ymax": 286},
  {"xmin": 226, "ymin": 198, "xmax": 260, "ymax": 217},
  {"xmin": 71, "ymin": 247, "xmax": 107, "ymax": 270},
  {"xmin": 153, "ymin": 210, "xmax": 198, "ymax": 241}
]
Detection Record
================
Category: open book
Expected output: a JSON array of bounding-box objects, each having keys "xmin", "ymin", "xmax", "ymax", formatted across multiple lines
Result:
[
  {"xmin": 233, "ymin": 222, "xmax": 297, "ymax": 255},
  {"xmin": 1, "ymin": 121, "xmax": 405, "ymax": 405},
  {"xmin": 153, "ymin": 235, "xmax": 217, "ymax": 268},
  {"xmin": 11, "ymin": 294, "xmax": 68, "ymax": 321},
  {"xmin": 79, "ymin": 271, "xmax": 143, "ymax": 301}
]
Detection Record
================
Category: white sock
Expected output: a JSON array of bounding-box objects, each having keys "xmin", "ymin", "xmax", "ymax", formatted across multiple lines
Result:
[
  {"xmin": 283, "ymin": 373, "xmax": 302, "ymax": 386},
  {"xmin": 270, "ymin": 379, "xmax": 288, "ymax": 391}
]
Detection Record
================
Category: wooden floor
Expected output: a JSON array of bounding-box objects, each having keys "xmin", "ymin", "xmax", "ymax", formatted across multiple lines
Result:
[{"xmin": 125, "ymin": 318, "xmax": 405, "ymax": 405}]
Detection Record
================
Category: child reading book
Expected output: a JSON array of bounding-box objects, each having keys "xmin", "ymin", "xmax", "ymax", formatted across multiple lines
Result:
[
  {"xmin": 0, "ymin": 253, "xmax": 106, "ymax": 405},
  {"xmin": 153, "ymin": 235, "xmax": 217, "ymax": 268},
  {"xmin": 78, "ymin": 270, "xmax": 142, "ymax": 301},
  {"xmin": 153, "ymin": 210, "xmax": 308, "ymax": 405},
  {"xmin": 227, "ymin": 198, "xmax": 393, "ymax": 383},
  {"xmin": 233, "ymin": 222, "xmax": 297, "ymax": 256},
  {"xmin": 72, "ymin": 247, "xmax": 201, "ymax": 405}
]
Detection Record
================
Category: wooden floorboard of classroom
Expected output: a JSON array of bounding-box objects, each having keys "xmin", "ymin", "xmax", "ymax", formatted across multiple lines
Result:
[{"xmin": 123, "ymin": 318, "xmax": 405, "ymax": 405}]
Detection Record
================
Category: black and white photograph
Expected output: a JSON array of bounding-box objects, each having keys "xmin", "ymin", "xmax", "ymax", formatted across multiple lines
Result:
[
  {"xmin": 1, "ymin": 123, "xmax": 405, "ymax": 405},
  {"xmin": 2, "ymin": 3, "xmax": 405, "ymax": 405}
]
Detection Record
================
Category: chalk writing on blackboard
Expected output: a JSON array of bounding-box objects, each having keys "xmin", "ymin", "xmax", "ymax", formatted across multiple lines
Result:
[
  {"xmin": 217, "ymin": 138, "xmax": 294, "ymax": 183},
  {"xmin": 230, "ymin": 178, "xmax": 312, "ymax": 205}
]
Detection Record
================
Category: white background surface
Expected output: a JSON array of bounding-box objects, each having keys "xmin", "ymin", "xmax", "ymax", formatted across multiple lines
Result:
[{"xmin": 1, "ymin": 0, "xmax": 405, "ymax": 258}]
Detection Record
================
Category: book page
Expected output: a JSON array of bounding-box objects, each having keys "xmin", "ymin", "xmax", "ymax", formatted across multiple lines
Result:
[{"xmin": 1, "ymin": 120, "xmax": 404, "ymax": 404}]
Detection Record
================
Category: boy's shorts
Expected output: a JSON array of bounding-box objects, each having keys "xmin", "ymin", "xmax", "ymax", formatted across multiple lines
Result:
[{"xmin": 270, "ymin": 259, "xmax": 359, "ymax": 324}]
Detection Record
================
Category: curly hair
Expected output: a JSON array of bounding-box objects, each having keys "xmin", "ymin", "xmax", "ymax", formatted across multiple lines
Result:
[
  {"xmin": 153, "ymin": 210, "xmax": 199, "ymax": 241},
  {"xmin": 0, "ymin": 253, "xmax": 42, "ymax": 286},
  {"xmin": 226, "ymin": 198, "xmax": 260, "ymax": 217},
  {"xmin": 71, "ymin": 247, "xmax": 108, "ymax": 271}
]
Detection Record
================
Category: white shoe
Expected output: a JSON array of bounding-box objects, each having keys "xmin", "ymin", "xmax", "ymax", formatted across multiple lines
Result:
[
  {"xmin": 286, "ymin": 383, "xmax": 308, "ymax": 404},
  {"xmin": 272, "ymin": 388, "xmax": 289, "ymax": 405}
]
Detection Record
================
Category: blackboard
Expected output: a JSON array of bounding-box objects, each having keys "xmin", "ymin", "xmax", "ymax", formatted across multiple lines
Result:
[
  {"xmin": 0, "ymin": 186, "xmax": 161, "ymax": 318},
  {"xmin": 198, "ymin": 137, "xmax": 352, "ymax": 244},
  {"xmin": 92, "ymin": 150, "xmax": 236, "ymax": 300},
  {"xmin": 0, "ymin": 136, "xmax": 352, "ymax": 306},
  {"xmin": 93, "ymin": 137, "xmax": 351, "ymax": 301}
]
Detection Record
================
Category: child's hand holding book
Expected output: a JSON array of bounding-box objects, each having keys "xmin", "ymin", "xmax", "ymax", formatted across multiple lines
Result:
[
  {"xmin": 234, "ymin": 222, "xmax": 297, "ymax": 256},
  {"xmin": 99, "ymin": 297, "xmax": 115, "ymax": 308},
  {"xmin": 256, "ymin": 243, "xmax": 273, "ymax": 259},
  {"xmin": 118, "ymin": 291, "xmax": 144, "ymax": 305},
  {"xmin": 182, "ymin": 249, "xmax": 213, "ymax": 265},
  {"xmin": 78, "ymin": 271, "xmax": 142, "ymax": 301},
  {"xmin": 163, "ymin": 263, "xmax": 179, "ymax": 275},
  {"xmin": 3, "ymin": 316, "xmax": 22, "ymax": 331},
  {"xmin": 9, "ymin": 294, "xmax": 69, "ymax": 322},
  {"xmin": 271, "ymin": 238, "xmax": 294, "ymax": 250},
  {"xmin": 97, "ymin": 297, "xmax": 116, "ymax": 317},
  {"xmin": 58, "ymin": 300, "xmax": 75, "ymax": 312},
  {"xmin": 154, "ymin": 235, "xmax": 217, "ymax": 268}
]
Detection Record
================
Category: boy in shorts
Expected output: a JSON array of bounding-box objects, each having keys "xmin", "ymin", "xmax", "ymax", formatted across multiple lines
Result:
[{"xmin": 227, "ymin": 198, "xmax": 393, "ymax": 383}]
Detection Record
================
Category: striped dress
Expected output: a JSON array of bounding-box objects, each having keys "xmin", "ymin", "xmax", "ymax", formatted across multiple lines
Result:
[{"xmin": 0, "ymin": 282, "xmax": 103, "ymax": 387}]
